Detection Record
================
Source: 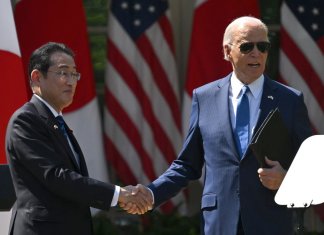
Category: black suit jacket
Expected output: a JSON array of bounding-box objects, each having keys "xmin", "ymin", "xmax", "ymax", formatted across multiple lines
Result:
[{"xmin": 6, "ymin": 95, "xmax": 115, "ymax": 235}]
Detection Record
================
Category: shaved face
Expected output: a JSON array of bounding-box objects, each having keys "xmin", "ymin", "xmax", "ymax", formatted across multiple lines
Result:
[{"xmin": 225, "ymin": 18, "xmax": 269, "ymax": 84}]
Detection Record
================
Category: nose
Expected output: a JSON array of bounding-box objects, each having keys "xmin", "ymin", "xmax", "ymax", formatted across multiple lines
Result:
[
  {"xmin": 65, "ymin": 75, "xmax": 78, "ymax": 85},
  {"xmin": 65, "ymin": 77, "xmax": 76, "ymax": 86},
  {"xmin": 250, "ymin": 45, "xmax": 261, "ymax": 54},
  {"xmin": 249, "ymin": 46, "xmax": 263, "ymax": 58}
]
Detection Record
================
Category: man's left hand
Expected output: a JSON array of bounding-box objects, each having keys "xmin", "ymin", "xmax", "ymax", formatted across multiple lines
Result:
[{"xmin": 257, "ymin": 157, "xmax": 286, "ymax": 190}]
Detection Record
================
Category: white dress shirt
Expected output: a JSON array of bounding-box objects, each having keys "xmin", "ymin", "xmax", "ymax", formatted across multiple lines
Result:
[{"xmin": 229, "ymin": 74, "xmax": 264, "ymax": 140}]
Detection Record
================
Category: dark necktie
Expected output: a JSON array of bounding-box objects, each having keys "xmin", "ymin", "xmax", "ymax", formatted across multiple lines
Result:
[
  {"xmin": 56, "ymin": 115, "xmax": 69, "ymax": 140},
  {"xmin": 235, "ymin": 85, "xmax": 250, "ymax": 158},
  {"xmin": 56, "ymin": 115, "xmax": 80, "ymax": 167}
]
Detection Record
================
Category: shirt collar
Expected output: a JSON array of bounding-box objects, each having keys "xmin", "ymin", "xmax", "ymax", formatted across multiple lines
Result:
[
  {"xmin": 34, "ymin": 94, "xmax": 62, "ymax": 117},
  {"xmin": 230, "ymin": 73, "xmax": 264, "ymax": 99}
]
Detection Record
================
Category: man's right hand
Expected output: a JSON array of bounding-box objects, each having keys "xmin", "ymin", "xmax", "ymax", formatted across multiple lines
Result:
[{"xmin": 118, "ymin": 184, "xmax": 153, "ymax": 214}]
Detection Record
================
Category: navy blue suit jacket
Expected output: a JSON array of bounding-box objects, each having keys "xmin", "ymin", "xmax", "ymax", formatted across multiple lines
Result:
[
  {"xmin": 148, "ymin": 74, "xmax": 312, "ymax": 235},
  {"xmin": 6, "ymin": 96, "xmax": 115, "ymax": 235}
]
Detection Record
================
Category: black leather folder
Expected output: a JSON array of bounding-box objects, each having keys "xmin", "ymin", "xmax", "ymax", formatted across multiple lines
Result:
[
  {"xmin": 249, "ymin": 108, "xmax": 293, "ymax": 169},
  {"xmin": 0, "ymin": 164, "xmax": 16, "ymax": 211}
]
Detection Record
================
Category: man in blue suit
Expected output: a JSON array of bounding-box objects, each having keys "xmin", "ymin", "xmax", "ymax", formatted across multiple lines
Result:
[{"xmin": 122, "ymin": 16, "xmax": 312, "ymax": 235}]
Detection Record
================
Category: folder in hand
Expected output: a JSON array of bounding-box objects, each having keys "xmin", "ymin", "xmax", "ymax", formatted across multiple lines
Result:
[{"xmin": 249, "ymin": 108, "xmax": 293, "ymax": 169}]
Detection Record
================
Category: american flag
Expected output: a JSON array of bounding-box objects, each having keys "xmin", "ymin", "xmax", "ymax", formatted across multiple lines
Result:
[
  {"xmin": 279, "ymin": 0, "xmax": 324, "ymax": 134},
  {"xmin": 279, "ymin": 0, "xmax": 324, "ymax": 230},
  {"xmin": 104, "ymin": 0, "xmax": 185, "ymax": 213}
]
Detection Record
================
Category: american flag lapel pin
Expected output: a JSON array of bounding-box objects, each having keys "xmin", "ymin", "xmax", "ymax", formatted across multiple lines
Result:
[{"xmin": 267, "ymin": 95, "xmax": 274, "ymax": 100}]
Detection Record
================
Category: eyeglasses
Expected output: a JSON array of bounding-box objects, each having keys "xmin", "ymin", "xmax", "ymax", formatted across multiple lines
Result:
[
  {"xmin": 232, "ymin": 41, "xmax": 271, "ymax": 54},
  {"xmin": 47, "ymin": 70, "xmax": 81, "ymax": 82}
]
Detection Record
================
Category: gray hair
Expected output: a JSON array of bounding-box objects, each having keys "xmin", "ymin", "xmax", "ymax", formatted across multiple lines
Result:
[{"xmin": 223, "ymin": 16, "xmax": 269, "ymax": 61}]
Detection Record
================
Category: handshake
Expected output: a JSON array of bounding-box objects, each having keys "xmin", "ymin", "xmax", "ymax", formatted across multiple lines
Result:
[{"xmin": 118, "ymin": 184, "xmax": 154, "ymax": 214}]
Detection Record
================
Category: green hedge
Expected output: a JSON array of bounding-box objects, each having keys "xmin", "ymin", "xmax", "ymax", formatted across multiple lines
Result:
[
  {"xmin": 93, "ymin": 210, "xmax": 200, "ymax": 235},
  {"xmin": 93, "ymin": 209, "xmax": 324, "ymax": 235}
]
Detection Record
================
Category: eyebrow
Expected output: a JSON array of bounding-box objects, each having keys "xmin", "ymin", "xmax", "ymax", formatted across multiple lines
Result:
[{"xmin": 56, "ymin": 64, "xmax": 77, "ymax": 70}]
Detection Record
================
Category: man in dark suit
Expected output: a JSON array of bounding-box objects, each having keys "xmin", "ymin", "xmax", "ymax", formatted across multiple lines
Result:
[
  {"xmin": 5, "ymin": 42, "xmax": 150, "ymax": 235},
  {"xmin": 122, "ymin": 16, "xmax": 313, "ymax": 234}
]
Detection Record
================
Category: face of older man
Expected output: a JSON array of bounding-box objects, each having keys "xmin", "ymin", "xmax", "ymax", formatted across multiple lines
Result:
[
  {"xmin": 31, "ymin": 52, "xmax": 79, "ymax": 113},
  {"xmin": 225, "ymin": 21, "xmax": 269, "ymax": 84}
]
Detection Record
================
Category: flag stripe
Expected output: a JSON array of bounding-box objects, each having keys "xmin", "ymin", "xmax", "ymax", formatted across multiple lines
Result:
[
  {"xmin": 104, "ymin": 109, "xmax": 149, "ymax": 183},
  {"xmin": 146, "ymin": 20, "xmax": 180, "ymax": 103},
  {"xmin": 104, "ymin": 135, "xmax": 137, "ymax": 184},
  {"xmin": 281, "ymin": 29, "xmax": 324, "ymax": 109},
  {"xmin": 280, "ymin": 0, "xmax": 324, "ymax": 225},
  {"xmin": 158, "ymin": 14, "xmax": 176, "ymax": 54},
  {"xmin": 105, "ymin": 62, "xmax": 170, "ymax": 175},
  {"xmin": 105, "ymin": 88, "xmax": 157, "ymax": 180},
  {"xmin": 105, "ymin": 1, "xmax": 184, "ymax": 213},
  {"xmin": 279, "ymin": 51, "xmax": 324, "ymax": 133},
  {"xmin": 107, "ymin": 38, "xmax": 178, "ymax": 164},
  {"xmin": 279, "ymin": 0, "xmax": 324, "ymax": 136},
  {"xmin": 108, "ymin": 15, "xmax": 182, "ymax": 153},
  {"xmin": 105, "ymin": 103, "xmax": 184, "ymax": 213},
  {"xmin": 136, "ymin": 35, "xmax": 181, "ymax": 130},
  {"xmin": 281, "ymin": 2, "xmax": 324, "ymax": 84}
]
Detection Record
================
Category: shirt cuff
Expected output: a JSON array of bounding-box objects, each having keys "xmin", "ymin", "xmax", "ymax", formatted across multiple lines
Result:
[
  {"xmin": 111, "ymin": 185, "xmax": 120, "ymax": 207},
  {"xmin": 147, "ymin": 187, "xmax": 155, "ymax": 206}
]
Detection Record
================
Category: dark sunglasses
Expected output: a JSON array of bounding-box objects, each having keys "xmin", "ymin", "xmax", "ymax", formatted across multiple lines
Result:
[{"xmin": 238, "ymin": 41, "xmax": 271, "ymax": 54}]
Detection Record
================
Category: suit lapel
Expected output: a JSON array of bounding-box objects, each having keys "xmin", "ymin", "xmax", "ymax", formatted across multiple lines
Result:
[
  {"xmin": 243, "ymin": 77, "xmax": 280, "ymax": 158},
  {"xmin": 65, "ymin": 128, "xmax": 89, "ymax": 176},
  {"xmin": 30, "ymin": 96, "xmax": 86, "ymax": 174},
  {"xmin": 213, "ymin": 75, "xmax": 240, "ymax": 159},
  {"xmin": 240, "ymin": 77, "xmax": 279, "ymax": 159},
  {"xmin": 52, "ymin": 120, "xmax": 82, "ymax": 172},
  {"xmin": 253, "ymin": 77, "xmax": 279, "ymax": 134}
]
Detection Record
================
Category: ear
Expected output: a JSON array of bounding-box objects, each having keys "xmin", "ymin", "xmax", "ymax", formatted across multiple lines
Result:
[
  {"xmin": 30, "ymin": 69, "xmax": 43, "ymax": 85},
  {"xmin": 224, "ymin": 44, "xmax": 231, "ymax": 61}
]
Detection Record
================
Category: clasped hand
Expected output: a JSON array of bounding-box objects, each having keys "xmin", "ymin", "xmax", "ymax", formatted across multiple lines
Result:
[
  {"xmin": 118, "ymin": 184, "xmax": 153, "ymax": 214},
  {"xmin": 258, "ymin": 157, "xmax": 287, "ymax": 190}
]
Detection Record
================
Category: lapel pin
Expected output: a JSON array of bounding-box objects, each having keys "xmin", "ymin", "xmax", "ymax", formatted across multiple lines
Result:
[
  {"xmin": 54, "ymin": 124, "xmax": 58, "ymax": 129},
  {"xmin": 267, "ymin": 95, "xmax": 274, "ymax": 100}
]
